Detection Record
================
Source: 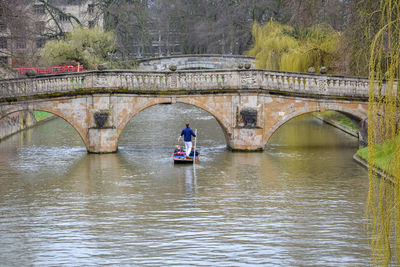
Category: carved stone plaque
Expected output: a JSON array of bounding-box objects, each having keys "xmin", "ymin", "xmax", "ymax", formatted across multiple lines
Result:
[
  {"xmin": 240, "ymin": 107, "xmax": 257, "ymax": 128},
  {"xmin": 94, "ymin": 111, "xmax": 109, "ymax": 128}
]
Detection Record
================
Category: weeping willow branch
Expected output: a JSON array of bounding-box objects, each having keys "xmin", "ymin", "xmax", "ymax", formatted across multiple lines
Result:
[
  {"xmin": 244, "ymin": 20, "xmax": 340, "ymax": 73},
  {"xmin": 367, "ymin": 0, "xmax": 400, "ymax": 266}
]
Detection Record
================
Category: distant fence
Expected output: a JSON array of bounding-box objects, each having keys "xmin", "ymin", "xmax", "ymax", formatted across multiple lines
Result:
[{"xmin": 15, "ymin": 66, "xmax": 86, "ymax": 75}]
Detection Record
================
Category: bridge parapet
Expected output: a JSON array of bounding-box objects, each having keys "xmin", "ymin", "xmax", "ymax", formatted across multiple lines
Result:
[{"xmin": 0, "ymin": 70, "xmax": 372, "ymax": 100}]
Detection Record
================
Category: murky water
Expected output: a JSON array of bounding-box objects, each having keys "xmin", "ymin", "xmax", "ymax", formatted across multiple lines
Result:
[{"xmin": 0, "ymin": 103, "xmax": 369, "ymax": 266}]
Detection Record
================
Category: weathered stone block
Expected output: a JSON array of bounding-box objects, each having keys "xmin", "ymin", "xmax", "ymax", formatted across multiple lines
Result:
[{"xmin": 88, "ymin": 128, "xmax": 118, "ymax": 153}]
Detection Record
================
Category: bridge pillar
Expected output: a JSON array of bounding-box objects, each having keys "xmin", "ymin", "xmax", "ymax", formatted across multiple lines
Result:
[
  {"xmin": 229, "ymin": 128, "xmax": 264, "ymax": 151},
  {"xmin": 228, "ymin": 98, "xmax": 265, "ymax": 151},
  {"xmin": 86, "ymin": 95, "xmax": 118, "ymax": 153},
  {"xmin": 88, "ymin": 128, "xmax": 118, "ymax": 153}
]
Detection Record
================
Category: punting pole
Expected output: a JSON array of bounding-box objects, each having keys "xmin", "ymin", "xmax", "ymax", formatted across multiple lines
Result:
[{"xmin": 193, "ymin": 129, "xmax": 197, "ymax": 165}]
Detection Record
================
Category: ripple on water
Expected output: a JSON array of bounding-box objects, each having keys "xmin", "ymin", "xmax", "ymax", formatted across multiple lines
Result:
[{"xmin": 0, "ymin": 107, "xmax": 370, "ymax": 266}]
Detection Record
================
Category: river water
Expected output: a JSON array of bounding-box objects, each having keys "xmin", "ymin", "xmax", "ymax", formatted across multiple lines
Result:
[{"xmin": 0, "ymin": 103, "xmax": 369, "ymax": 266}]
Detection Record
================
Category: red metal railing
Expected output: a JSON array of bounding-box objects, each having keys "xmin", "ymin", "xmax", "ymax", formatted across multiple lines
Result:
[{"xmin": 15, "ymin": 65, "xmax": 86, "ymax": 75}]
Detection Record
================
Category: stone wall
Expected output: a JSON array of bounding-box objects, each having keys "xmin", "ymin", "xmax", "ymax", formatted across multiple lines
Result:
[{"xmin": 0, "ymin": 111, "xmax": 37, "ymax": 141}]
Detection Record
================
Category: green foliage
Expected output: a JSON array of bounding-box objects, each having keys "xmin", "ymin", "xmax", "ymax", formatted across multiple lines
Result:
[
  {"xmin": 245, "ymin": 21, "xmax": 340, "ymax": 73},
  {"xmin": 366, "ymin": 0, "xmax": 400, "ymax": 265},
  {"xmin": 40, "ymin": 26, "xmax": 116, "ymax": 69}
]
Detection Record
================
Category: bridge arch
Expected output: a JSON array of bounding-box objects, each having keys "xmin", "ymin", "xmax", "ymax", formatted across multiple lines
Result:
[
  {"xmin": 265, "ymin": 105, "xmax": 368, "ymax": 147},
  {"xmin": 115, "ymin": 97, "xmax": 232, "ymax": 147},
  {"xmin": 0, "ymin": 106, "xmax": 88, "ymax": 149}
]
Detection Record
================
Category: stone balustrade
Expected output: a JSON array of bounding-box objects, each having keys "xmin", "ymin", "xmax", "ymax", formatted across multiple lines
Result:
[{"xmin": 0, "ymin": 70, "xmax": 372, "ymax": 99}]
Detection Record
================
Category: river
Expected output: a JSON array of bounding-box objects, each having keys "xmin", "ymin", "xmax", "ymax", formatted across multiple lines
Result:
[{"xmin": 0, "ymin": 103, "xmax": 369, "ymax": 266}]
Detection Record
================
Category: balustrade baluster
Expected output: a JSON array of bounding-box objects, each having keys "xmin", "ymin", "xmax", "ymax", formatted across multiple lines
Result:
[
  {"xmin": 150, "ymin": 75, "xmax": 155, "ymax": 89},
  {"xmin": 141, "ymin": 75, "xmax": 146, "ymax": 89},
  {"xmin": 268, "ymin": 74, "xmax": 274, "ymax": 90},
  {"xmin": 63, "ymin": 78, "xmax": 68, "ymax": 91},
  {"xmin": 195, "ymin": 74, "xmax": 200, "ymax": 89},
  {"xmin": 289, "ymin": 76, "xmax": 295, "ymax": 90},
  {"xmin": 292, "ymin": 76, "xmax": 300, "ymax": 91},
  {"xmin": 125, "ymin": 74, "xmax": 130, "ymax": 88},
  {"xmin": 275, "ymin": 75, "xmax": 282, "ymax": 90},
  {"xmin": 32, "ymin": 80, "xmax": 36, "ymax": 95},
  {"xmin": 142, "ymin": 75, "xmax": 146, "ymax": 88},
  {"xmin": 42, "ymin": 79, "xmax": 46, "ymax": 92},
  {"xmin": 297, "ymin": 77, "xmax": 303, "ymax": 91},
  {"xmin": 182, "ymin": 75, "xmax": 187, "ymax": 89},
  {"xmin": 135, "ymin": 75, "xmax": 140, "ymax": 89},
  {"xmin": 0, "ymin": 84, "xmax": 5, "ymax": 97},
  {"xmin": 47, "ymin": 79, "xmax": 51, "ymax": 93},
  {"xmin": 271, "ymin": 74, "xmax": 278, "ymax": 89},
  {"xmin": 9, "ymin": 82, "xmax": 16, "ymax": 96},
  {"xmin": 20, "ymin": 81, "xmax": 24, "ymax": 95},
  {"xmin": 134, "ymin": 75, "xmax": 138, "ymax": 89},
  {"xmin": 18, "ymin": 81, "xmax": 23, "ymax": 95},
  {"xmin": 52, "ymin": 78, "xmax": 56, "ymax": 92},
  {"xmin": 304, "ymin": 77, "xmax": 310, "ymax": 91},
  {"xmin": 126, "ymin": 74, "xmax": 131, "ymax": 89},
  {"xmin": 332, "ymin": 79, "xmax": 338, "ymax": 95},
  {"xmin": 132, "ymin": 75, "xmax": 137, "ymax": 90},
  {"xmin": 138, "ymin": 75, "xmax": 143, "ymax": 89},
  {"xmin": 58, "ymin": 78, "xmax": 62, "ymax": 92},
  {"xmin": 18, "ymin": 82, "xmax": 24, "ymax": 95},
  {"xmin": 57, "ymin": 78, "xmax": 62, "ymax": 92},
  {"xmin": 197, "ymin": 74, "xmax": 203, "ymax": 88}
]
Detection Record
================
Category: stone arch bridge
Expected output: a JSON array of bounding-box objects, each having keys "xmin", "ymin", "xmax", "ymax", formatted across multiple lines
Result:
[
  {"xmin": 138, "ymin": 54, "xmax": 255, "ymax": 70},
  {"xmin": 0, "ymin": 69, "xmax": 370, "ymax": 153}
]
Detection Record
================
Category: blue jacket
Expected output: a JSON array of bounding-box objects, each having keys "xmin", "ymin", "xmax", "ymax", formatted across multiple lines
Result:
[{"xmin": 181, "ymin": 127, "xmax": 196, "ymax": 142}]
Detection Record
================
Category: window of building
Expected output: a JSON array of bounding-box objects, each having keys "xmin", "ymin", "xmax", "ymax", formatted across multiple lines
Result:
[
  {"xmin": 88, "ymin": 4, "xmax": 94, "ymax": 14},
  {"xmin": 34, "ymin": 4, "xmax": 46, "ymax": 15},
  {"xmin": 35, "ymin": 21, "xmax": 45, "ymax": 34},
  {"xmin": 0, "ymin": 23, "xmax": 6, "ymax": 32},
  {"xmin": 16, "ymin": 40, "xmax": 26, "ymax": 49},
  {"xmin": 59, "ymin": 13, "xmax": 69, "ymax": 22},
  {"xmin": 67, "ymin": 0, "xmax": 81, "ymax": 4},
  {"xmin": 88, "ymin": 20, "xmax": 95, "ymax": 28},
  {"xmin": 0, "ymin": 56, "xmax": 8, "ymax": 65},
  {"xmin": 0, "ymin": 37, "xmax": 7, "ymax": 49},
  {"xmin": 36, "ymin": 38, "xmax": 46, "ymax": 48}
]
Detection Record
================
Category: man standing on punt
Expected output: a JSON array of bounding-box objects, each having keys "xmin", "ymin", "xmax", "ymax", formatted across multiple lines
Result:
[{"xmin": 178, "ymin": 123, "xmax": 196, "ymax": 159}]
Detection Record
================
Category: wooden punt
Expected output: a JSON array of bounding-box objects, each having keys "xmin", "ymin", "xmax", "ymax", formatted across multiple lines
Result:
[{"xmin": 173, "ymin": 152, "xmax": 199, "ymax": 163}]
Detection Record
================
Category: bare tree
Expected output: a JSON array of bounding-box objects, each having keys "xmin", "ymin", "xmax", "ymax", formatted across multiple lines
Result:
[{"xmin": 0, "ymin": 0, "xmax": 38, "ymax": 66}]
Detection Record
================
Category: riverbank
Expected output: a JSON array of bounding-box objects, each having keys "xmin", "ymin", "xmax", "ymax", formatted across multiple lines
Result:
[
  {"xmin": 353, "ymin": 152, "xmax": 394, "ymax": 183},
  {"xmin": 313, "ymin": 111, "xmax": 358, "ymax": 137},
  {"xmin": 0, "ymin": 111, "xmax": 54, "ymax": 143},
  {"xmin": 356, "ymin": 139, "xmax": 397, "ymax": 181},
  {"xmin": 314, "ymin": 111, "xmax": 397, "ymax": 181}
]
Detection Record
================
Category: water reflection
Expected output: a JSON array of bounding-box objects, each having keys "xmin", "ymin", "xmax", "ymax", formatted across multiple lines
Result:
[{"xmin": 0, "ymin": 104, "xmax": 369, "ymax": 266}]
